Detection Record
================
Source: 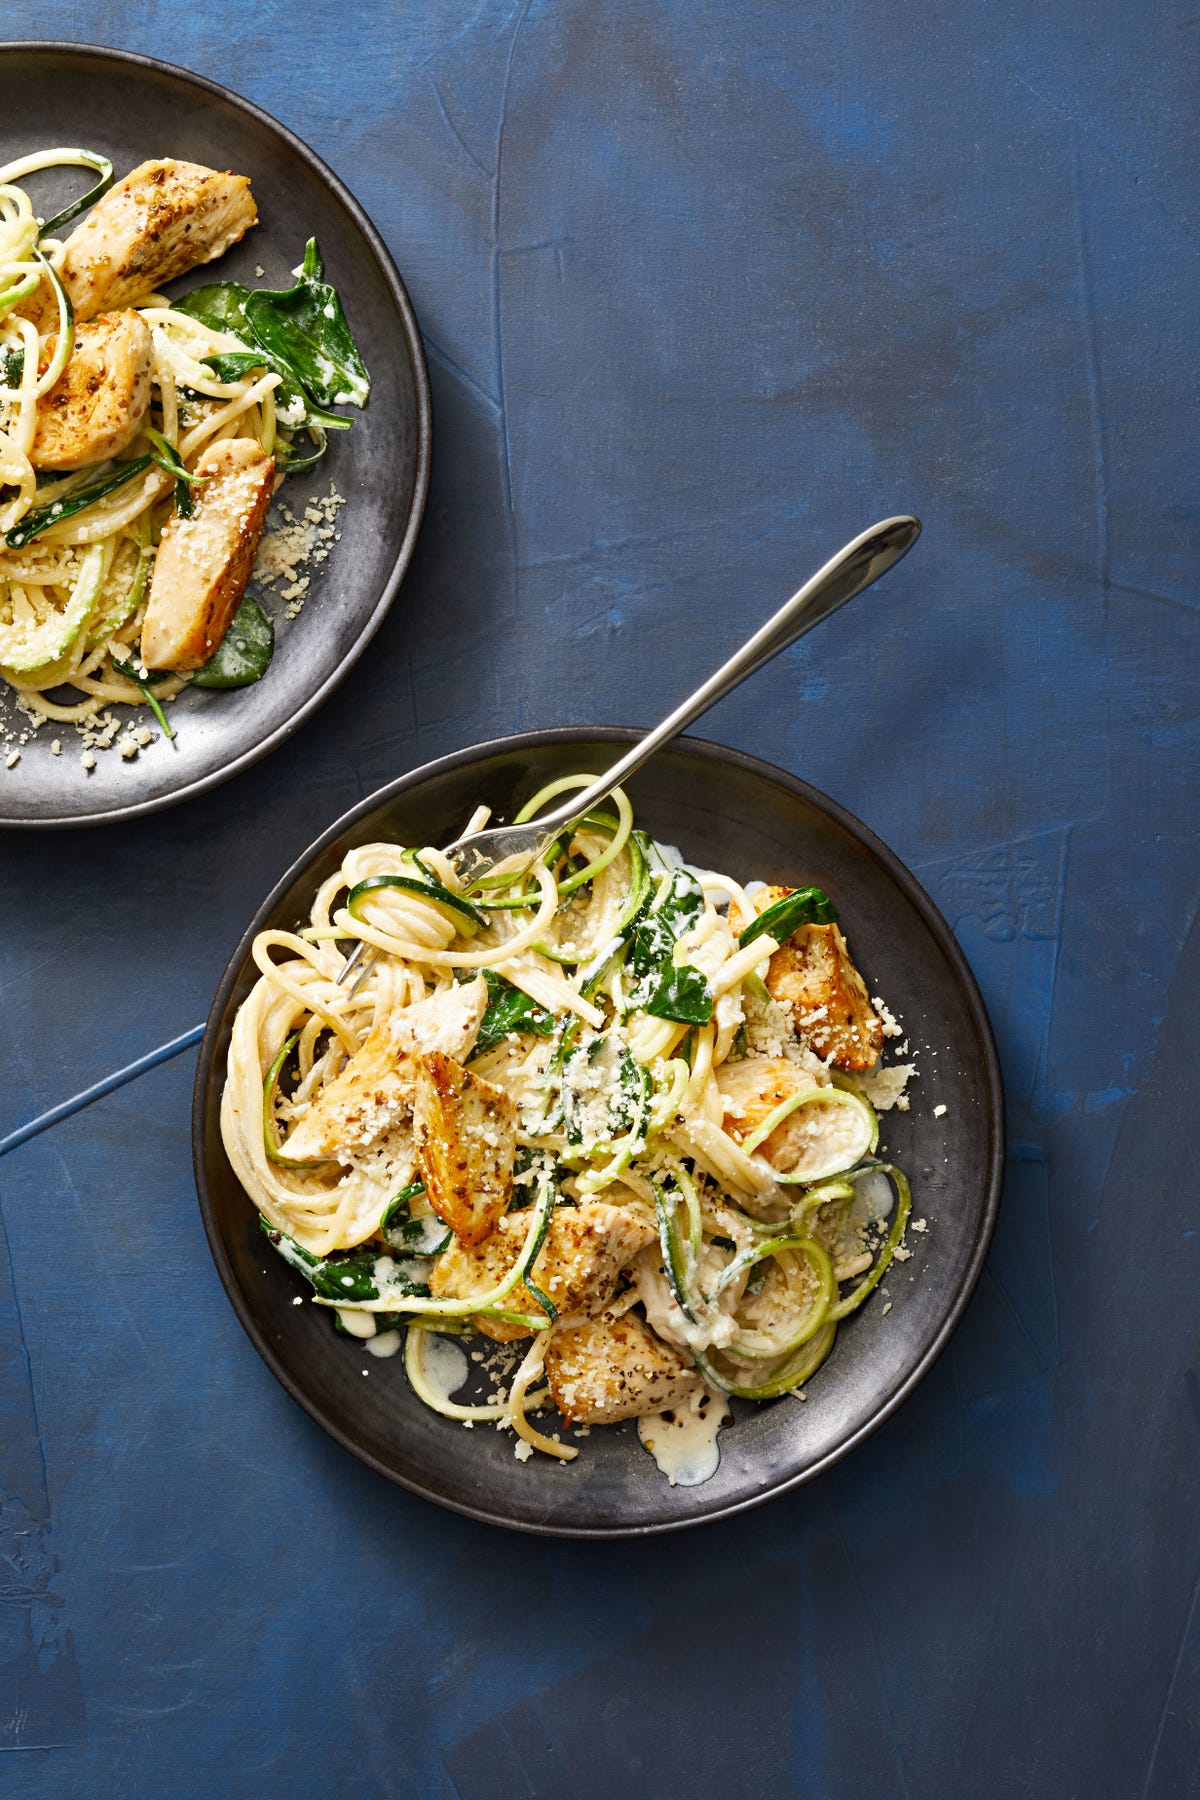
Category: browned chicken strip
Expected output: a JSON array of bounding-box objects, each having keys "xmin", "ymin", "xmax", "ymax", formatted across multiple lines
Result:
[
  {"xmin": 28, "ymin": 311, "xmax": 152, "ymax": 470},
  {"xmin": 412, "ymin": 1052, "xmax": 518, "ymax": 1245},
  {"xmin": 52, "ymin": 158, "xmax": 257, "ymax": 322},
  {"xmin": 281, "ymin": 980, "xmax": 489, "ymax": 1165},
  {"xmin": 140, "ymin": 438, "xmax": 273, "ymax": 670},
  {"xmin": 429, "ymin": 1202, "xmax": 658, "ymax": 1342},
  {"xmin": 732, "ymin": 885, "xmax": 883, "ymax": 1070},
  {"xmin": 545, "ymin": 1308, "xmax": 703, "ymax": 1424}
]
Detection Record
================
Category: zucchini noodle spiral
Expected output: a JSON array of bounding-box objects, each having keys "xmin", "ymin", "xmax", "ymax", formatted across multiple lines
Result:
[{"xmin": 222, "ymin": 778, "xmax": 916, "ymax": 1474}]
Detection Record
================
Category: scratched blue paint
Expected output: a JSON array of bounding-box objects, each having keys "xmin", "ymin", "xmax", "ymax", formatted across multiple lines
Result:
[{"xmin": 1, "ymin": 0, "xmax": 1197, "ymax": 1794}]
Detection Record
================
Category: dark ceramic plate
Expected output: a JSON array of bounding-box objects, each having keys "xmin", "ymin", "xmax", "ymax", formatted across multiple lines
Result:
[
  {"xmin": 0, "ymin": 43, "xmax": 431, "ymax": 828},
  {"xmin": 194, "ymin": 730, "xmax": 1004, "ymax": 1536}
]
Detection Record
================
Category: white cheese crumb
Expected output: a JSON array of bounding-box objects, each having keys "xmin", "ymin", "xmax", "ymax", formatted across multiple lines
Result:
[
  {"xmin": 81, "ymin": 750, "xmax": 96, "ymax": 771},
  {"xmin": 893, "ymin": 1245, "xmax": 912, "ymax": 1262},
  {"xmin": 911, "ymin": 1218, "xmax": 928, "ymax": 1233},
  {"xmin": 5, "ymin": 750, "xmax": 19, "ymax": 768},
  {"xmin": 50, "ymin": 738, "xmax": 61, "ymax": 755},
  {"xmin": 514, "ymin": 1440, "xmax": 534, "ymax": 1462},
  {"xmin": 255, "ymin": 264, "xmax": 265, "ymax": 277},
  {"xmin": 847, "ymin": 1062, "xmax": 916, "ymax": 1111},
  {"xmin": 872, "ymin": 996, "xmax": 903, "ymax": 1038},
  {"xmin": 933, "ymin": 1103, "xmax": 947, "ymax": 1118},
  {"xmin": 292, "ymin": 1296, "xmax": 303, "ymax": 1305}
]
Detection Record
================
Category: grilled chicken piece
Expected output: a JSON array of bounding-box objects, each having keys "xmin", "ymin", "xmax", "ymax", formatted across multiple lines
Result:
[
  {"xmin": 412, "ymin": 1052, "xmax": 517, "ymax": 1244},
  {"xmin": 281, "ymin": 979, "xmax": 488, "ymax": 1163},
  {"xmin": 52, "ymin": 159, "xmax": 257, "ymax": 321},
  {"xmin": 545, "ymin": 1308, "xmax": 702, "ymax": 1425},
  {"xmin": 717, "ymin": 1055, "xmax": 817, "ymax": 1147},
  {"xmin": 428, "ymin": 1201, "xmax": 658, "ymax": 1342},
  {"xmin": 139, "ymin": 437, "xmax": 273, "ymax": 670},
  {"xmin": 766, "ymin": 923, "xmax": 882, "ymax": 1071},
  {"xmin": 716, "ymin": 1055, "xmax": 866, "ymax": 1179},
  {"xmin": 28, "ymin": 311, "xmax": 153, "ymax": 470},
  {"xmin": 733, "ymin": 886, "xmax": 882, "ymax": 1071}
]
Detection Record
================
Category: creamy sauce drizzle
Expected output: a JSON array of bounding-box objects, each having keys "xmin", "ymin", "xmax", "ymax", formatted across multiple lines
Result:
[
  {"xmin": 638, "ymin": 1388, "xmax": 731, "ymax": 1486},
  {"xmin": 334, "ymin": 1310, "xmax": 403, "ymax": 1359},
  {"xmin": 335, "ymin": 1307, "xmax": 377, "ymax": 1339},
  {"xmin": 418, "ymin": 1331, "xmax": 469, "ymax": 1402}
]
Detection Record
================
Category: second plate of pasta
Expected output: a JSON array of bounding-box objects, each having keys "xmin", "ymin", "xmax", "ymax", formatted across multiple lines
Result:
[{"xmin": 0, "ymin": 44, "xmax": 430, "ymax": 826}]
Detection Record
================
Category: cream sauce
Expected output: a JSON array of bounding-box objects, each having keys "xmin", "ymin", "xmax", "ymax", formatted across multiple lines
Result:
[
  {"xmin": 335, "ymin": 1307, "xmax": 377, "ymax": 1339},
  {"xmin": 366, "ymin": 1329, "xmax": 402, "ymax": 1359},
  {"xmin": 638, "ymin": 1387, "xmax": 731, "ymax": 1487},
  {"xmin": 418, "ymin": 1331, "xmax": 469, "ymax": 1403}
]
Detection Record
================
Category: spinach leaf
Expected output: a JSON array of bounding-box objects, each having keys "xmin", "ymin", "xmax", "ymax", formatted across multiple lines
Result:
[
  {"xmin": 1, "ymin": 347, "xmax": 23, "ymax": 386},
  {"xmin": 259, "ymin": 1216, "xmax": 430, "ymax": 1304},
  {"xmin": 173, "ymin": 280, "xmax": 255, "ymax": 336},
  {"xmin": 627, "ymin": 868, "xmax": 713, "ymax": 1025},
  {"xmin": 200, "ymin": 350, "xmax": 270, "ymax": 382},
  {"xmin": 244, "ymin": 239, "xmax": 370, "ymax": 410},
  {"xmin": 191, "ymin": 594, "xmax": 274, "ymax": 689},
  {"xmin": 470, "ymin": 969, "xmax": 555, "ymax": 1059},
  {"xmin": 634, "ymin": 962, "xmax": 713, "ymax": 1025},
  {"xmin": 737, "ymin": 885, "xmax": 837, "ymax": 949},
  {"xmin": 176, "ymin": 282, "xmax": 350, "ymax": 438},
  {"xmin": 380, "ymin": 1180, "xmax": 450, "ymax": 1257},
  {"xmin": 629, "ymin": 867, "xmax": 704, "ymax": 978},
  {"xmin": 274, "ymin": 427, "xmax": 329, "ymax": 476}
]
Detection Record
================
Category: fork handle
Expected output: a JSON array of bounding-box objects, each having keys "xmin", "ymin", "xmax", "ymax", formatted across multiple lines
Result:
[{"xmin": 532, "ymin": 514, "xmax": 920, "ymax": 833}]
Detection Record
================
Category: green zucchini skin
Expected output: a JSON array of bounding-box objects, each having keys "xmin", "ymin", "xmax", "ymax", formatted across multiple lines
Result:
[
  {"xmin": 4, "ymin": 455, "xmax": 151, "ymax": 551},
  {"xmin": 346, "ymin": 873, "xmax": 486, "ymax": 933}
]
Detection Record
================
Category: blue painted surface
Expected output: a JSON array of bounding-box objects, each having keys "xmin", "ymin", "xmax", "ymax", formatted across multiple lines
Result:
[{"xmin": 1, "ymin": 2, "xmax": 1197, "ymax": 1794}]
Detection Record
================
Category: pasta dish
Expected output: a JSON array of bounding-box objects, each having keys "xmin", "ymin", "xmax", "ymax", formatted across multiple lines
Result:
[
  {"xmin": 0, "ymin": 148, "xmax": 369, "ymax": 746},
  {"xmin": 222, "ymin": 778, "xmax": 917, "ymax": 1485}
]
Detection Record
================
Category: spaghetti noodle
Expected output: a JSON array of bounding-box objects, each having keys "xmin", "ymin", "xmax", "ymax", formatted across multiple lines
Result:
[{"xmin": 222, "ymin": 778, "xmax": 918, "ymax": 1481}]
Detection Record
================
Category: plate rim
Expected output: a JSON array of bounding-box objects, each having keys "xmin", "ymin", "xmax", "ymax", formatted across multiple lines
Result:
[
  {"xmin": 0, "ymin": 38, "xmax": 432, "ymax": 830},
  {"xmin": 192, "ymin": 726, "xmax": 1006, "ymax": 1538}
]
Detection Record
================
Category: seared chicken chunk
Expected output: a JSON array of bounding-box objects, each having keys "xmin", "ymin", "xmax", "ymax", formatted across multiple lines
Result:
[
  {"xmin": 28, "ymin": 311, "xmax": 152, "ymax": 470},
  {"xmin": 52, "ymin": 159, "xmax": 257, "ymax": 321},
  {"xmin": 545, "ymin": 1308, "xmax": 702, "ymax": 1425},
  {"xmin": 139, "ymin": 437, "xmax": 273, "ymax": 670},
  {"xmin": 412, "ymin": 1052, "xmax": 517, "ymax": 1244},
  {"xmin": 734, "ymin": 885, "xmax": 882, "ymax": 1071},
  {"xmin": 281, "ymin": 979, "xmax": 488, "ymax": 1163},
  {"xmin": 717, "ymin": 1055, "xmax": 868, "ymax": 1180},
  {"xmin": 428, "ymin": 1201, "xmax": 657, "ymax": 1342},
  {"xmin": 717, "ymin": 1055, "xmax": 818, "ymax": 1146},
  {"xmin": 767, "ymin": 922, "xmax": 882, "ymax": 1070}
]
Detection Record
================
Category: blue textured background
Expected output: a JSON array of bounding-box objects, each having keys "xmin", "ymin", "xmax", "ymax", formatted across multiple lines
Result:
[{"xmin": 2, "ymin": 4, "xmax": 1197, "ymax": 1795}]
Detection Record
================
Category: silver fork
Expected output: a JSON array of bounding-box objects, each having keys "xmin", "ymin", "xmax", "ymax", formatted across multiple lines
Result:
[{"xmin": 339, "ymin": 513, "xmax": 920, "ymax": 993}]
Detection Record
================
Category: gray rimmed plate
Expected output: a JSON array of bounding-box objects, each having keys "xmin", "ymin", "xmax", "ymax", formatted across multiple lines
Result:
[
  {"xmin": 0, "ymin": 42, "xmax": 431, "ymax": 827},
  {"xmin": 193, "ymin": 729, "xmax": 1004, "ymax": 1537}
]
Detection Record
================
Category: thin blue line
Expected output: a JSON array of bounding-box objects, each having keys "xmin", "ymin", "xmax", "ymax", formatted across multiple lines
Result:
[{"xmin": 0, "ymin": 1023, "xmax": 205, "ymax": 1159}]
